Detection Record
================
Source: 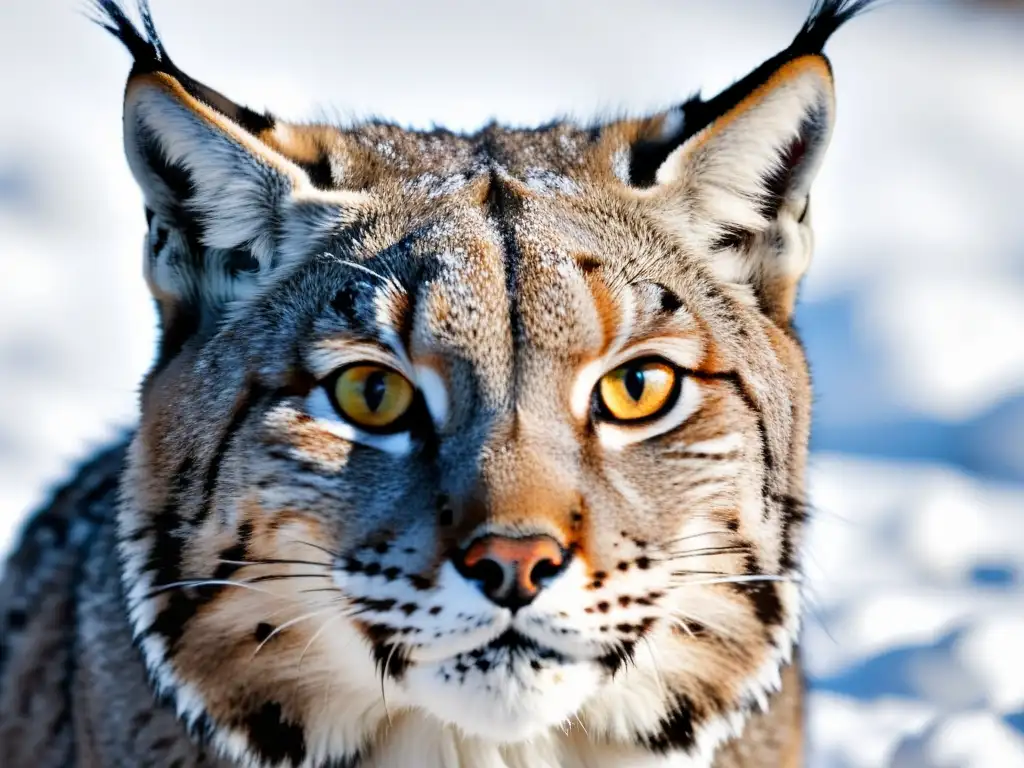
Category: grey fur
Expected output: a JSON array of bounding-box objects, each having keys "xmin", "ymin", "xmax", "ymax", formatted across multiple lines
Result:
[{"xmin": 0, "ymin": 1, "xmax": 876, "ymax": 766}]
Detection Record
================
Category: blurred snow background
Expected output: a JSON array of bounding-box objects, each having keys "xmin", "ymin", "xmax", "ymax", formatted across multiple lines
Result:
[{"xmin": 1, "ymin": 0, "xmax": 1022, "ymax": 765}]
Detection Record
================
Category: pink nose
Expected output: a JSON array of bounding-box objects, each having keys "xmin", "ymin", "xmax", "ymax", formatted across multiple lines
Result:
[{"xmin": 456, "ymin": 535, "xmax": 569, "ymax": 610}]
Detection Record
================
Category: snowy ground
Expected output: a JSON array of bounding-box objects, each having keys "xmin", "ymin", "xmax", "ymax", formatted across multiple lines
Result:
[{"xmin": 1, "ymin": 1, "xmax": 1022, "ymax": 765}]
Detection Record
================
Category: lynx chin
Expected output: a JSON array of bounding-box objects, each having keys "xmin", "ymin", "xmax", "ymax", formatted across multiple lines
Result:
[{"xmin": 0, "ymin": 1, "xmax": 875, "ymax": 766}]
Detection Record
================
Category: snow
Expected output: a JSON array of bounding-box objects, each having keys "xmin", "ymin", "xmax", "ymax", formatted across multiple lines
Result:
[{"xmin": 1, "ymin": 0, "xmax": 1022, "ymax": 765}]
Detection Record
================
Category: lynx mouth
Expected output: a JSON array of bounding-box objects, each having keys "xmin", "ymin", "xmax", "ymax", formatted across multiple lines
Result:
[
  {"xmin": 437, "ymin": 629, "xmax": 573, "ymax": 674},
  {"xmin": 476, "ymin": 629, "xmax": 569, "ymax": 663}
]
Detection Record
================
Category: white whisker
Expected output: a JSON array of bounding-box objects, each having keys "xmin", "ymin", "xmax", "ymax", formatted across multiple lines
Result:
[
  {"xmin": 670, "ymin": 574, "xmax": 800, "ymax": 587},
  {"xmin": 250, "ymin": 607, "xmax": 336, "ymax": 660},
  {"xmin": 641, "ymin": 636, "xmax": 668, "ymax": 702},
  {"xmin": 664, "ymin": 608, "xmax": 732, "ymax": 638},
  {"xmin": 299, "ymin": 613, "xmax": 344, "ymax": 667},
  {"xmin": 573, "ymin": 714, "xmax": 589, "ymax": 736},
  {"xmin": 217, "ymin": 557, "xmax": 332, "ymax": 569},
  {"xmin": 381, "ymin": 644, "xmax": 399, "ymax": 725},
  {"xmin": 146, "ymin": 579, "xmax": 277, "ymax": 598}
]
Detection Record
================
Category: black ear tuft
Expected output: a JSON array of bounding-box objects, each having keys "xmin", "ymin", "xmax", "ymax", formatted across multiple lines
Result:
[
  {"xmin": 626, "ymin": 0, "xmax": 878, "ymax": 188},
  {"xmin": 88, "ymin": 0, "xmax": 168, "ymax": 76},
  {"xmin": 90, "ymin": 0, "xmax": 275, "ymax": 136},
  {"xmin": 676, "ymin": 0, "xmax": 878, "ymax": 146},
  {"xmin": 791, "ymin": 0, "xmax": 878, "ymax": 56}
]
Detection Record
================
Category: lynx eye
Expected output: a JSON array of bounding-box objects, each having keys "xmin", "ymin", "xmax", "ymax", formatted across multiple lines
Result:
[
  {"xmin": 330, "ymin": 364, "xmax": 414, "ymax": 431},
  {"xmin": 597, "ymin": 358, "xmax": 680, "ymax": 422}
]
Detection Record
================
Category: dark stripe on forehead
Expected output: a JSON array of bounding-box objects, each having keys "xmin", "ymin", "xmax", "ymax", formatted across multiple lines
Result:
[{"xmin": 482, "ymin": 167, "xmax": 521, "ymax": 404}]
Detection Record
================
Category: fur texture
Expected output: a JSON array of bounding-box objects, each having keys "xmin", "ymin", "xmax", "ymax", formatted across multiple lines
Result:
[{"xmin": 0, "ymin": 1, "xmax": 875, "ymax": 766}]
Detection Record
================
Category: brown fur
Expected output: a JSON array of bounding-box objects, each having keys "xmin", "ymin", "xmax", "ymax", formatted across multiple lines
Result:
[{"xmin": 0, "ymin": 1, "xmax": 876, "ymax": 765}]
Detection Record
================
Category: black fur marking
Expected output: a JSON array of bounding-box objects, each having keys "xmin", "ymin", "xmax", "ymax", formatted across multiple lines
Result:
[
  {"xmin": 300, "ymin": 156, "xmax": 335, "ymax": 190},
  {"xmin": 140, "ymin": 455, "xmax": 196, "ymax": 649},
  {"xmin": 135, "ymin": 125, "xmax": 199, "ymax": 235},
  {"xmin": 151, "ymin": 225, "xmax": 169, "ymax": 256},
  {"xmin": 330, "ymin": 285, "xmax": 360, "ymax": 323},
  {"xmin": 152, "ymin": 300, "xmax": 200, "ymax": 372},
  {"xmin": 91, "ymin": 1, "xmax": 275, "ymax": 135},
  {"xmin": 641, "ymin": 693, "xmax": 701, "ymax": 754},
  {"xmin": 226, "ymin": 249, "xmax": 260, "ymax": 276},
  {"xmin": 628, "ymin": 135, "xmax": 681, "ymax": 189},
  {"xmin": 243, "ymin": 701, "xmax": 307, "ymax": 766},
  {"xmin": 776, "ymin": 492, "xmax": 809, "ymax": 571},
  {"xmin": 143, "ymin": 458, "xmax": 258, "ymax": 650},
  {"xmin": 595, "ymin": 639, "xmax": 636, "ymax": 676},
  {"xmin": 194, "ymin": 383, "xmax": 270, "ymax": 526},
  {"xmin": 686, "ymin": 367, "xmax": 774, "ymax": 505},
  {"xmin": 742, "ymin": 554, "xmax": 784, "ymax": 627},
  {"xmin": 575, "ymin": 253, "xmax": 603, "ymax": 275},
  {"xmin": 89, "ymin": 0, "xmax": 166, "ymax": 73},
  {"xmin": 333, "ymin": 757, "xmax": 366, "ymax": 768},
  {"xmin": 656, "ymin": 284, "xmax": 684, "ymax": 314},
  {"xmin": 368, "ymin": 627, "xmax": 411, "ymax": 681},
  {"xmin": 709, "ymin": 225, "xmax": 754, "ymax": 254},
  {"xmin": 627, "ymin": 0, "xmax": 875, "ymax": 189},
  {"xmin": 321, "ymin": 755, "xmax": 365, "ymax": 768},
  {"xmin": 479, "ymin": 153, "xmax": 526, "ymax": 402},
  {"xmin": 438, "ymin": 502, "xmax": 454, "ymax": 528},
  {"xmin": 212, "ymin": 521, "xmax": 252, "ymax": 581},
  {"xmin": 408, "ymin": 574, "xmax": 432, "ymax": 591},
  {"xmin": 673, "ymin": 0, "xmax": 875, "ymax": 148},
  {"xmin": 758, "ymin": 101, "xmax": 831, "ymax": 221}
]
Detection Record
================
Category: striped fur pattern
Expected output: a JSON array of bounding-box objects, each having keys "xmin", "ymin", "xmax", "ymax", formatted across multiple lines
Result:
[{"xmin": 0, "ymin": 1, "xmax": 875, "ymax": 766}]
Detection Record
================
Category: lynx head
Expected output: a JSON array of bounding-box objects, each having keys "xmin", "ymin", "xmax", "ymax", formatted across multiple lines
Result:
[{"xmin": 97, "ymin": 1, "xmax": 872, "ymax": 765}]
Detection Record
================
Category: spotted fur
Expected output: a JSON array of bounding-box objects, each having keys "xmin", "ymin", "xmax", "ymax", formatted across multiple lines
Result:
[{"xmin": 0, "ymin": 1, "xmax": 875, "ymax": 766}]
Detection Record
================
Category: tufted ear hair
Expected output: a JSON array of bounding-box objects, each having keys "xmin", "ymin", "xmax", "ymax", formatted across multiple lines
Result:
[
  {"xmin": 629, "ymin": 0, "xmax": 874, "ymax": 323},
  {"xmin": 92, "ymin": 1, "xmax": 364, "ymax": 364}
]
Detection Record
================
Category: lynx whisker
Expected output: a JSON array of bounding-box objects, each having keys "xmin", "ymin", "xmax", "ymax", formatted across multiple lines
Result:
[{"xmin": 250, "ymin": 606, "xmax": 338, "ymax": 661}]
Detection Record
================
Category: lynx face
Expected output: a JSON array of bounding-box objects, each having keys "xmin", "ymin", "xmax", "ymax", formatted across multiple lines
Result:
[{"xmin": 96, "ymin": 1, "xmax": 870, "ymax": 765}]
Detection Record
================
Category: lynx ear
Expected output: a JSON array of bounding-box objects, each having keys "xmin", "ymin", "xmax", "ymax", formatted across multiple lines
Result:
[
  {"xmin": 629, "ymin": 0, "xmax": 873, "ymax": 322},
  {"xmin": 655, "ymin": 55, "xmax": 834, "ymax": 320},
  {"xmin": 654, "ymin": 54, "xmax": 834, "ymax": 229},
  {"xmin": 93, "ymin": 1, "xmax": 362, "ymax": 363}
]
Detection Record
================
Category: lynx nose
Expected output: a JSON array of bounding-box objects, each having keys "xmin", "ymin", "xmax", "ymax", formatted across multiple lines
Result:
[{"xmin": 455, "ymin": 534, "xmax": 569, "ymax": 611}]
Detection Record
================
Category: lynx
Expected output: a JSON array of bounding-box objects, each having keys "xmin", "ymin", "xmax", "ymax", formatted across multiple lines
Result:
[{"xmin": 0, "ymin": 1, "xmax": 874, "ymax": 766}]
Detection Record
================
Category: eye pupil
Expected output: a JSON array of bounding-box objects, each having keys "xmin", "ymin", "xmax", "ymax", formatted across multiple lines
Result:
[
  {"xmin": 363, "ymin": 371, "xmax": 387, "ymax": 412},
  {"xmin": 624, "ymin": 367, "xmax": 645, "ymax": 402}
]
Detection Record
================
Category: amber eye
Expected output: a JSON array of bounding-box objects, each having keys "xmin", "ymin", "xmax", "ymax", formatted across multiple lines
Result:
[
  {"xmin": 597, "ymin": 358, "xmax": 680, "ymax": 422},
  {"xmin": 331, "ymin": 364, "xmax": 415, "ymax": 431}
]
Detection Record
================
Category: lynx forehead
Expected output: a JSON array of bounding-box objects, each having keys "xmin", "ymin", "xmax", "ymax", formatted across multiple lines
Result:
[{"xmin": 0, "ymin": 1, "xmax": 876, "ymax": 767}]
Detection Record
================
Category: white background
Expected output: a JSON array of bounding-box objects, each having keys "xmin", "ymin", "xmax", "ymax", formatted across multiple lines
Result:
[{"xmin": 1, "ymin": 1, "xmax": 1022, "ymax": 765}]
